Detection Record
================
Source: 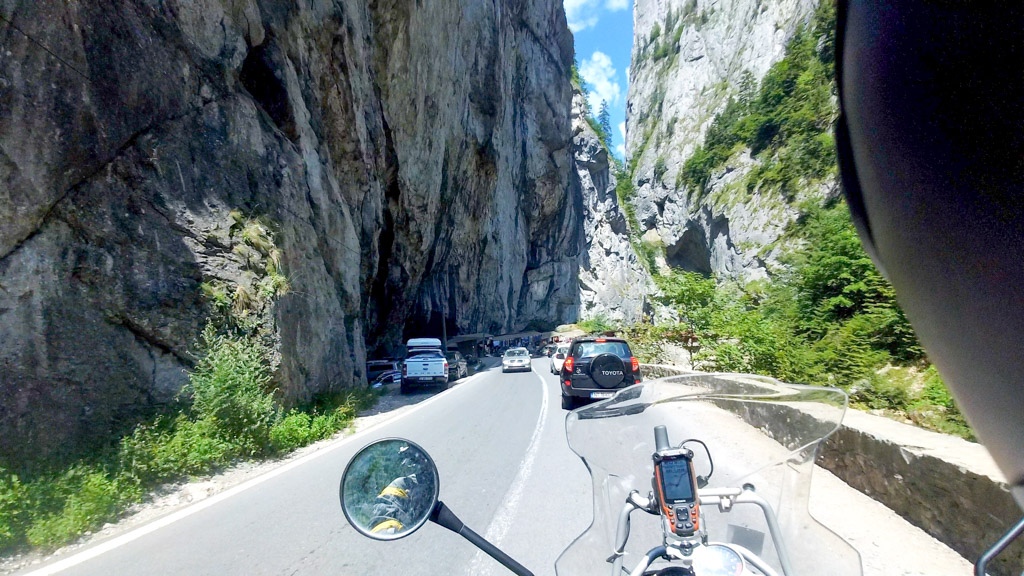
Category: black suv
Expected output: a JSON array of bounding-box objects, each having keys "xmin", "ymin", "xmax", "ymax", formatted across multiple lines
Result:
[{"xmin": 558, "ymin": 337, "xmax": 642, "ymax": 410}]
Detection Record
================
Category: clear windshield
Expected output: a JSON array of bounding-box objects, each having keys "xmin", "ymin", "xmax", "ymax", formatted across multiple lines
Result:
[{"xmin": 555, "ymin": 373, "xmax": 862, "ymax": 576}]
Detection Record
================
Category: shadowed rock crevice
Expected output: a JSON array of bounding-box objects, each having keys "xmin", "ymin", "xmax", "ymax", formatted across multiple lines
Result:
[
  {"xmin": 240, "ymin": 40, "xmax": 298, "ymax": 143},
  {"xmin": 665, "ymin": 226, "xmax": 712, "ymax": 275}
]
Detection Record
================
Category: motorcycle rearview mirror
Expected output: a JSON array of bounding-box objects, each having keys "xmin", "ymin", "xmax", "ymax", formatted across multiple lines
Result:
[
  {"xmin": 340, "ymin": 438, "xmax": 439, "ymax": 540},
  {"xmin": 339, "ymin": 438, "xmax": 535, "ymax": 576}
]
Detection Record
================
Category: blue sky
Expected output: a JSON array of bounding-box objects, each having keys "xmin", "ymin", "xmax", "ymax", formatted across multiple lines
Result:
[{"xmin": 564, "ymin": 0, "xmax": 634, "ymax": 160}]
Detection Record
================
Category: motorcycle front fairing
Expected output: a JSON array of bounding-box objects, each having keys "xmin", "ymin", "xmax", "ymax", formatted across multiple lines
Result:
[{"xmin": 555, "ymin": 373, "xmax": 862, "ymax": 576}]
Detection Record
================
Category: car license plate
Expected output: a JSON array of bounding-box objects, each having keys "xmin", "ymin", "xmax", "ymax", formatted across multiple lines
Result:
[
  {"xmin": 418, "ymin": 377, "xmax": 432, "ymax": 381},
  {"xmin": 591, "ymin": 391, "xmax": 614, "ymax": 399}
]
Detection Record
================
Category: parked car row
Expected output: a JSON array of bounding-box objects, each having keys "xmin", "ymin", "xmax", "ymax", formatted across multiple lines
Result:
[{"xmin": 366, "ymin": 338, "xmax": 474, "ymax": 394}]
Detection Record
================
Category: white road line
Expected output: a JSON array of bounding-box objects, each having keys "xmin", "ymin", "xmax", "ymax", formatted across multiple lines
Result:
[
  {"xmin": 467, "ymin": 364, "xmax": 550, "ymax": 575},
  {"xmin": 24, "ymin": 367, "xmax": 495, "ymax": 576}
]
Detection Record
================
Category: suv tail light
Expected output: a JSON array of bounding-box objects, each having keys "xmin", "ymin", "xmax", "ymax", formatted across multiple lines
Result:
[
  {"xmin": 631, "ymin": 357, "xmax": 639, "ymax": 372},
  {"xmin": 564, "ymin": 356, "xmax": 574, "ymax": 373},
  {"xmin": 402, "ymin": 363, "xmax": 408, "ymax": 375}
]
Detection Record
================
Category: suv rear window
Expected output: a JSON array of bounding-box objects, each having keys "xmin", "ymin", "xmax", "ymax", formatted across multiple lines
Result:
[{"xmin": 574, "ymin": 341, "xmax": 631, "ymax": 358}]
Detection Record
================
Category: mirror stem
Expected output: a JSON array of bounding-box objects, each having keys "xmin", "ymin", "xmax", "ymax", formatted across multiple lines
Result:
[{"xmin": 430, "ymin": 501, "xmax": 535, "ymax": 576}]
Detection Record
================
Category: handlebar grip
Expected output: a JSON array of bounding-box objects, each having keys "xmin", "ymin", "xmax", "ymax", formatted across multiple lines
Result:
[{"xmin": 654, "ymin": 425, "xmax": 670, "ymax": 452}]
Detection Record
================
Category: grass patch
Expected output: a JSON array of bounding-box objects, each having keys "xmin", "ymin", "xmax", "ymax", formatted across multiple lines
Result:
[
  {"xmin": 613, "ymin": 165, "xmax": 662, "ymax": 274},
  {"xmin": 576, "ymin": 316, "xmax": 616, "ymax": 334}
]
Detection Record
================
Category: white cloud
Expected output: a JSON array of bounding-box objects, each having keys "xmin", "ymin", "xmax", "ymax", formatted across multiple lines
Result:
[
  {"xmin": 616, "ymin": 143, "xmax": 626, "ymax": 158},
  {"xmin": 564, "ymin": 0, "xmax": 601, "ymax": 32},
  {"xmin": 580, "ymin": 51, "xmax": 622, "ymax": 110},
  {"xmin": 618, "ymin": 121, "xmax": 626, "ymax": 141},
  {"xmin": 565, "ymin": 0, "xmax": 628, "ymax": 32}
]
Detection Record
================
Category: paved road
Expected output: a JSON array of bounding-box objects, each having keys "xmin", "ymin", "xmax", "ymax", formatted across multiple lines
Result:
[
  {"xmin": 19, "ymin": 358, "xmax": 971, "ymax": 576},
  {"xmin": 25, "ymin": 358, "xmax": 591, "ymax": 576}
]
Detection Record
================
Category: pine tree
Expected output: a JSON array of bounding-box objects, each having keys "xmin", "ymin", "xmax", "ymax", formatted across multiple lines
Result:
[{"xmin": 597, "ymin": 100, "xmax": 612, "ymax": 140}]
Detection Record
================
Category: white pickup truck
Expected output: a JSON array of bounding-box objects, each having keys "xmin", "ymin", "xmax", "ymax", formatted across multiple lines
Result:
[{"xmin": 401, "ymin": 338, "xmax": 449, "ymax": 394}]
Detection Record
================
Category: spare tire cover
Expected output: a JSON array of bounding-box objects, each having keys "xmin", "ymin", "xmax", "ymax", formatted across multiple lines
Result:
[{"xmin": 590, "ymin": 353, "xmax": 626, "ymax": 388}]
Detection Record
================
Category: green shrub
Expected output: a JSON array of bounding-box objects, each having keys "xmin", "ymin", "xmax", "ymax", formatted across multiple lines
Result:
[
  {"xmin": 270, "ymin": 411, "xmax": 313, "ymax": 452},
  {"xmin": 570, "ymin": 57, "xmax": 585, "ymax": 90},
  {"xmin": 652, "ymin": 40, "xmax": 675, "ymax": 62},
  {"xmin": 117, "ymin": 417, "xmax": 178, "ymax": 485},
  {"xmin": 850, "ymin": 370, "xmax": 912, "ymax": 411},
  {"xmin": 586, "ymin": 115, "xmax": 611, "ymax": 151},
  {"xmin": 577, "ymin": 316, "xmax": 615, "ymax": 334},
  {"xmin": 634, "ymin": 239, "xmax": 660, "ymax": 273},
  {"xmin": 910, "ymin": 366, "xmax": 973, "ymax": 439},
  {"xmin": 614, "ymin": 167, "xmax": 644, "ymax": 238},
  {"xmin": 24, "ymin": 467, "xmax": 140, "ymax": 549},
  {"xmin": 621, "ymin": 324, "xmax": 673, "ymax": 363},
  {"xmin": 0, "ymin": 470, "xmax": 28, "ymax": 550},
  {"xmin": 695, "ymin": 341, "xmax": 745, "ymax": 372},
  {"xmin": 653, "ymin": 157, "xmax": 668, "ymax": 182},
  {"xmin": 271, "ymin": 394, "xmax": 365, "ymax": 452},
  {"xmin": 921, "ymin": 366, "xmax": 955, "ymax": 409},
  {"xmin": 118, "ymin": 415, "xmax": 237, "ymax": 485},
  {"xmin": 187, "ymin": 326, "xmax": 278, "ymax": 457},
  {"xmin": 654, "ymin": 270, "xmax": 716, "ymax": 331},
  {"xmin": 165, "ymin": 417, "xmax": 241, "ymax": 475}
]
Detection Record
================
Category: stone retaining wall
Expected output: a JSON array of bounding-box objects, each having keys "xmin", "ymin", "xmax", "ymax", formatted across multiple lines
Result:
[{"xmin": 639, "ymin": 365, "xmax": 1023, "ymax": 575}]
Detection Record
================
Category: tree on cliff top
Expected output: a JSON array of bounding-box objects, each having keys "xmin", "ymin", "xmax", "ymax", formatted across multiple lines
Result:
[{"xmin": 598, "ymin": 100, "xmax": 612, "ymax": 139}]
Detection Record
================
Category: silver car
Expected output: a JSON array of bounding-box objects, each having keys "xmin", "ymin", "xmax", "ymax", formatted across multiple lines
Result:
[{"xmin": 501, "ymin": 347, "xmax": 532, "ymax": 372}]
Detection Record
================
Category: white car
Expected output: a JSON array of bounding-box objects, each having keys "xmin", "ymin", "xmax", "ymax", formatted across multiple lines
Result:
[
  {"xmin": 501, "ymin": 347, "xmax": 532, "ymax": 372},
  {"xmin": 549, "ymin": 345, "xmax": 570, "ymax": 373}
]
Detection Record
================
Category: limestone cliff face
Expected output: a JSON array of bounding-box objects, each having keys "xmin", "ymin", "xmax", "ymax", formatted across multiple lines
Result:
[
  {"xmin": 571, "ymin": 93, "xmax": 652, "ymax": 324},
  {"xmin": 0, "ymin": 0, "xmax": 579, "ymax": 466},
  {"xmin": 626, "ymin": 0, "xmax": 818, "ymax": 281}
]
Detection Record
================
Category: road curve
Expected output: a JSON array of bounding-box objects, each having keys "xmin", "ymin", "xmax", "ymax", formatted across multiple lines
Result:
[{"xmin": 23, "ymin": 358, "xmax": 590, "ymax": 576}]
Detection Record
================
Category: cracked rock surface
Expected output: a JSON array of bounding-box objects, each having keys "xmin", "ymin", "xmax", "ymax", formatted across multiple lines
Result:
[
  {"xmin": 571, "ymin": 92, "xmax": 653, "ymax": 323},
  {"xmin": 0, "ymin": 0, "xmax": 580, "ymax": 467},
  {"xmin": 626, "ymin": 0, "xmax": 819, "ymax": 281}
]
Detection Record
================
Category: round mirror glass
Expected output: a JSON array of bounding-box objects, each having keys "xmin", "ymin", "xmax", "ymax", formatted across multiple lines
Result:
[{"xmin": 340, "ymin": 438, "xmax": 440, "ymax": 540}]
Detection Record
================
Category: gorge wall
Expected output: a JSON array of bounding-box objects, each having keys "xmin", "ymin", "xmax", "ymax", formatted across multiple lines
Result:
[
  {"xmin": 571, "ymin": 92, "xmax": 652, "ymax": 324},
  {"xmin": 0, "ymin": 0, "xmax": 580, "ymax": 468},
  {"xmin": 626, "ymin": 0, "xmax": 822, "ymax": 281}
]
